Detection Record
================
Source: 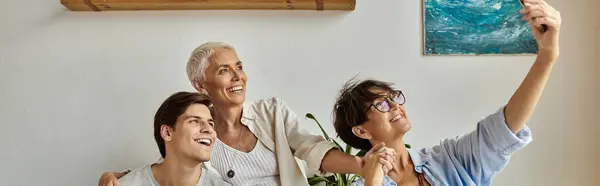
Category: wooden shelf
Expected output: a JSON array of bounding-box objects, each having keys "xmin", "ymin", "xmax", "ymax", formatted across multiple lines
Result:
[{"xmin": 61, "ymin": 0, "xmax": 356, "ymax": 11}]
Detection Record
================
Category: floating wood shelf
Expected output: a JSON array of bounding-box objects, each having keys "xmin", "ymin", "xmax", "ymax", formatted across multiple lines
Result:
[{"xmin": 61, "ymin": 0, "xmax": 356, "ymax": 11}]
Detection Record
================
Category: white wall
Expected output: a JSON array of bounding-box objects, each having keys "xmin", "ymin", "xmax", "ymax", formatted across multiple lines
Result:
[{"xmin": 0, "ymin": 0, "xmax": 597, "ymax": 185}]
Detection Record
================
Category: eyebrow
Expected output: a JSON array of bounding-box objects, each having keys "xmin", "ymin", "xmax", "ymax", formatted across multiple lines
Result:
[
  {"xmin": 184, "ymin": 115, "xmax": 213, "ymax": 122},
  {"xmin": 218, "ymin": 61, "xmax": 242, "ymax": 68}
]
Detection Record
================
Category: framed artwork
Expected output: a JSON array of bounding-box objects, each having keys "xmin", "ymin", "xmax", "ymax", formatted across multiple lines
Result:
[{"xmin": 423, "ymin": 0, "xmax": 538, "ymax": 55}]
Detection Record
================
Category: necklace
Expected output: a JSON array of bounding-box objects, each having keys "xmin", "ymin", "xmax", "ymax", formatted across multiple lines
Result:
[{"xmin": 226, "ymin": 125, "xmax": 244, "ymax": 178}]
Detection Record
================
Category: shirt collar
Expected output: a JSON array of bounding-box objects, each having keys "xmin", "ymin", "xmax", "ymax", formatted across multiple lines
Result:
[
  {"xmin": 407, "ymin": 147, "xmax": 428, "ymax": 167},
  {"xmin": 241, "ymin": 101, "xmax": 256, "ymax": 121},
  {"xmin": 209, "ymin": 102, "xmax": 256, "ymax": 125}
]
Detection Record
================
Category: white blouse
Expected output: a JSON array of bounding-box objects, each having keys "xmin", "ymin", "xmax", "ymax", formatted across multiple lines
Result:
[
  {"xmin": 210, "ymin": 138, "xmax": 280, "ymax": 186},
  {"xmin": 203, "ymin": 97, "xmax": 337, "ymax": 186}
]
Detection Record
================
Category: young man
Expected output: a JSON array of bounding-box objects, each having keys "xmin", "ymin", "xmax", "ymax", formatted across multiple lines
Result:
[{"xmin": 117, "ymin": 92, "xmax": 231, "ymax": 186}]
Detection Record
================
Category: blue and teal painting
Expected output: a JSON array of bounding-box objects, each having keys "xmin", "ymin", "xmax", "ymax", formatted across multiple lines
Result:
[{"xmin": 424, "ymin": 0, "xmax": 537, "ymax": 55}]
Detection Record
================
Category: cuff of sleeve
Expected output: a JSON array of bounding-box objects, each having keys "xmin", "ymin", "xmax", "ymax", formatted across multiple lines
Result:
[
  {"xmin": 484, "ymin": 106, "xmax": 533, "ymax": 155},
  {"xmin": 305, "ymin": 140, "xmax": 337, "ymax": 177}
]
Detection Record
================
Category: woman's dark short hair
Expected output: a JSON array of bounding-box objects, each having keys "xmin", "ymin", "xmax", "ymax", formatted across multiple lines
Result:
[
  {"xmin": 333, "ymin": 78, "xmax": 395, "ymax": 151},
  {"xmin": 154, "ymin": 91, "xmax": 212, "ymax": 158}
]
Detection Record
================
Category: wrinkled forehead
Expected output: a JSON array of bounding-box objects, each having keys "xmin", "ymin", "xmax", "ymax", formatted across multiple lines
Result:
[{"xmin": 208, "ymin": 48, "xmax": 240, "ymax": 65}]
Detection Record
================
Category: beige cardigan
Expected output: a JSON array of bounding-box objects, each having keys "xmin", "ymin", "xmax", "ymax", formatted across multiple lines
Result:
[{"xmin": 204, "ymin": 97, "xmax": 337, "ymax": 185}]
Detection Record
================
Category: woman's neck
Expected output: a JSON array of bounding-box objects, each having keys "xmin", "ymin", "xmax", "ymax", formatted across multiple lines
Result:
[
  {"xmin": 386, "ymin": 139, "xmax": 413, "ymax": 171},
  {"xmin": 152, "ymin": 155, "xmax": 203, "ymax": 186},
  {"xmin": 213, "ymin": 103, "xmax": 244, "ymax": 134}
]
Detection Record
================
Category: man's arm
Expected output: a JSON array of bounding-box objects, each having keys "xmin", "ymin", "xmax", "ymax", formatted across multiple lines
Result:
[{"xmin": 505, "ymin": 0, "xmax": 561, "ymax": 134}]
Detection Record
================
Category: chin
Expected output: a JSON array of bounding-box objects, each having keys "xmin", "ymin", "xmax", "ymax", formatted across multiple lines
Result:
[
  {"xmin": 227, "ymin": 96, "xmax": 246, "ymax": 105},
  {"xmin": 393, "ymin": 122, "xmax": 411, "ymax": 133},
  {"xmin": 403, "ymin": 122, "xmax": 412, "ymax": 130},
  {"xmin": 403, "ymin": 125, "xmax": 412, "ymax": 133},
  {"xmin": 193, "ymin": 154, "xmax": 211, "ymax": 162}
]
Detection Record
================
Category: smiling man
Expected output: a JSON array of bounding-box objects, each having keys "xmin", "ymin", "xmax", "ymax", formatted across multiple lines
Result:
[{"xmin": 118, "ymin": 92, "xmax": 231, "ymax": 186}]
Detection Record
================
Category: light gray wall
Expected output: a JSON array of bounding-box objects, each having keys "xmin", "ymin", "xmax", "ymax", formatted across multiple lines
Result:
[{"xmin": 0, "ymin": 0, "xmax": 597, "ymax": 185}]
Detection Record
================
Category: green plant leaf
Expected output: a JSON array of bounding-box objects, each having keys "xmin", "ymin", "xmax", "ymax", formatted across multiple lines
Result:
[
  {"xmin": 355, "ymin": 149, "xmax": 368, "ymax": 157},
  {"xmin": 330, "ymin": 138, "xmax": 344, "ymax": 151},
  {"xmin": 345, "ymin": 143, "xmax": 352, "ymax": 154},
  {"xmin": 308, "ymin": 176, "xmax": 329, "ymax": 185},
  {"xmin": 349, "ymin": 174, "xmax": 361, "ymax": 183},
  {"xmin": 325, "ymin": 175, "xmax": 337, "ymax": 185},
  {"xmin": 336, "ymin": 173, "xmax": 343, "ymax": 186},
  {"xmin": 306, "ymin": 113, "xmax": 331, "ymax": 140},
  {"xmin": 341, "ymin": 173, "xmax": 348, "ymax": 185}
]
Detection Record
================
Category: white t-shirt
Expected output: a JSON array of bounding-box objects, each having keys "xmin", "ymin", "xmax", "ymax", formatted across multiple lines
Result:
[{"xmin": 119, "ymin": 164, "xmax": 231, "ymax": 186}]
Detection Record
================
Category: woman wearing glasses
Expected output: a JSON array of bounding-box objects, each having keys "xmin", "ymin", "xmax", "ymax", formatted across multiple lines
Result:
[{"xmin": 332, "ymin": 0, "xmax": 561, "ymax": 185}]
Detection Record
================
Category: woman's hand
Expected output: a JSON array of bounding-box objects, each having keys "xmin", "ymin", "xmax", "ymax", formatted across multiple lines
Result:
[
  {"xmin": 361, "ymin": 150, "xmax": 385, "ymax": 186},
  {"xmin": 359, "ymin": 144, "xmax": 396, "ymax": 186},
  {"xmin": 360, "ymin": 143, "xmax": 396, "ymax": 175},
  {"xmin": 520, "ymin": 0, "xmax": 562, "ymax": 59}
]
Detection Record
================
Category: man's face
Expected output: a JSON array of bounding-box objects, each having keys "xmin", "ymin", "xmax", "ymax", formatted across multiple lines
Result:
[{"xmin": 166, "ymin": 103, "xmax": 216, "ymax": 162}]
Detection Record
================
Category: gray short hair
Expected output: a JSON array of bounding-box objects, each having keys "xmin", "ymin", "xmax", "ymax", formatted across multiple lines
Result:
[{"xmin": 186, "ymin": 42, "xmax": 236, "ymax": 83}]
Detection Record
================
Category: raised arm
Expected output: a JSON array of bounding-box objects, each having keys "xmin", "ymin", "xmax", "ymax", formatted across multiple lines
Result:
[
  {"xmin": 505, "ymin": 0, "xmax": 561, "ymax": 134},
  {"xmin": 428, "ymin": 2, "xmax": 560, "ymax": 184}
]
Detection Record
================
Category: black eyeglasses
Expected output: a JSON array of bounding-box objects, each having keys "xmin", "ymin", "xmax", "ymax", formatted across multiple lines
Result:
[{"xmin": 365, "ymin": 90, "xmax": 406, "ymax": 113}]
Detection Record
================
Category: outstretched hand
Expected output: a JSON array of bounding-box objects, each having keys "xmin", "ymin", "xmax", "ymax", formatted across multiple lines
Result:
[{"xmin": 520, "ymin": 0, "xmax": 562, "ymax": 57}]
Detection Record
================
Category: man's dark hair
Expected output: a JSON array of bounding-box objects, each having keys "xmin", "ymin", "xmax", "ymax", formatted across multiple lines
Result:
[
  {"xmin": 154, "ymin": 91, "xmax": 211, "ymax": 158},
  {"xmin": 333, "ymin": 78, "xmax": 395, "ymax": 151}
]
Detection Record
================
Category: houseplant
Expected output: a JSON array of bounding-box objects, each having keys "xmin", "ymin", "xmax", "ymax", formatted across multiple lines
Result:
[{"xmin": 304, "ymin": 113, "xmax": 410, "ymax": 186}]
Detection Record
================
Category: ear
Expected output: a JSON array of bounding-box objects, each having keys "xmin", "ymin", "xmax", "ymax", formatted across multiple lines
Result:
[
  {"xmin": 192, "ymin": 80, "xmax": 209, "ymax": 95},
  {"xmin": 352, "ymin": 126, "xmax": 372, "ymax": 140},
  {"xmin": 160, "ymin": 125, "xmax": 174, "ymax": 142},
  {"xmin": 192, "ymin": 80, "xmax": 203, "ymax": 92}
]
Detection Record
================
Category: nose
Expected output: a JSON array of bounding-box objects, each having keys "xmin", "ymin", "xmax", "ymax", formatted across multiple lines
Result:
[
  {"xmin": 388, "ymin": 98, "xmax": 401, "ymax": 112},
  {"xmin": 199, "ymin": 122, "xmax": 215, "ymax": 134},
  {"xmin": 232, "ymin": 70, "xmax": 240, "ymax": 81}
]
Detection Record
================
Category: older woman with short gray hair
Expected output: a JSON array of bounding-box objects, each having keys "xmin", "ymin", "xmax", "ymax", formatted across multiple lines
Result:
[{"xmin": 98, "ymin": 41, "xmax": 397, "ymax": 186}]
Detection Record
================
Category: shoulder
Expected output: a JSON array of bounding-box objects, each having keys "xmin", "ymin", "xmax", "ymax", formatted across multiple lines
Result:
[
  {"xmin": 199, "ymin": 167, "xmax": 231, "ymax": 186},
  {"xmin": 247, "ymin": 97, "xmax": 287, "ymax": 109},
  {"xmin": 244, "ymin": 97, "xmax": 293, "ymax": 117},
  {"xmin": 119, "ymin": 165, "xmax": 155, "ymax": 186}
]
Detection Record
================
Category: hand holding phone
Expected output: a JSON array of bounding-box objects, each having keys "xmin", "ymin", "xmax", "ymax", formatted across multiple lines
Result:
[{"xmin": 519, "ymin": 0, "xmax": 548, "ymax": 33}]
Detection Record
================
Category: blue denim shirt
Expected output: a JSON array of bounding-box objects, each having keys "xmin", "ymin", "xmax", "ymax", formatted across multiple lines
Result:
[{"xmin": 351, "ymin": 106, "xmax": 533, "ymax": 186}]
